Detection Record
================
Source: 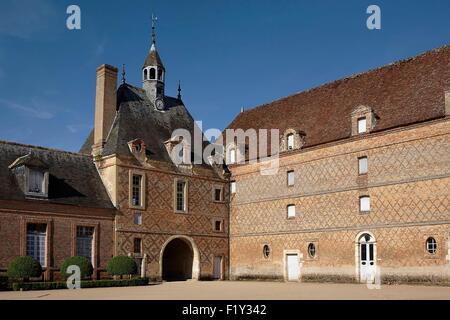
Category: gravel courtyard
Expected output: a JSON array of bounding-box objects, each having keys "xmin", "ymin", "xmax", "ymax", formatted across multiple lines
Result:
[{"xmin": 1, "ymin": 281, "xmax": 450, "ymax": 300}]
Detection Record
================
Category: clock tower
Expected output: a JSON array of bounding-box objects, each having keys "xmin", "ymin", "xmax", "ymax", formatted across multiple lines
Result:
[{"xmin": 143, "ymin": 15, "xmax": 165, "ymax": 109}]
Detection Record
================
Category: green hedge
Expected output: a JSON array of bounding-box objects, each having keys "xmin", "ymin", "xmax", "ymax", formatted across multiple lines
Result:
[
  {"xmin": 60, "ymin": 256, "xmax": 93, "ymax": 279},
  {"xmin": 106, "ymin": 256, "xmax": 137, "ymax": 277},
  {"xmin": 12, "ymin": 277, "xmax": 149, "ymax": 291},
  {"xmin": 7, "ymin": 256, "xmax": 42, "ymax": 280}
]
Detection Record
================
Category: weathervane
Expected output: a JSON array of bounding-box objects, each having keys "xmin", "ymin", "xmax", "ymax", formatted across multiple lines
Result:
[
  {"xmin": 151, "ymin": 13, "xmax": 158, "ymax": 45},
  {"xmin": 121, "ymin": 64, "xmax": 126, "ymax": 84}
]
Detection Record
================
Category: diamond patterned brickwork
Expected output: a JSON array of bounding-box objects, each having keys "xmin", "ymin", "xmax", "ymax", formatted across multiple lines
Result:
[
  {"xmin": 110, "ymin": 160, "xmax": 229, "ymax": 279},
  {"xmin": 231, "ymin": 178, "xmax": 450, "ymax": 235},
  {"xmin": 232, "ymin": 128, "xmax": 450, "ymax": 204},
  {"xmin": 229, "ymin": 120, "xmax": 450, "ymax": 280}
]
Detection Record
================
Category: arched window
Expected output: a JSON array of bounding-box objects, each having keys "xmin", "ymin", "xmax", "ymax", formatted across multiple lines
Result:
[
  {"xmin": 143, "ymin": 69, "xmax": 148, "ymax": 80},
  {"xmin": 426, "ymin": 237, "xmax": 437, "ymax": 254},
  {"xmin": 287, "ymin": 134, "xmax": 294, "ymax": 150},
  {"xmin": 158, "ymin": 69, "xmax": 163, "ymax": 81},
  {"xmin": 150, "ymin": 68, "xmax": 156, "ymax": 80}
]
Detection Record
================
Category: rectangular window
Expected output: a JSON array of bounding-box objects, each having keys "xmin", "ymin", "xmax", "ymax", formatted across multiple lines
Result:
[
  {"xmin": 132, "ymin": 174, "xmax": 142, "ymax": 207},
  {"xmin": 287, "ymin": 204, "xmax": 296, "ymax": 218},
  {"xmin": 28, "ymin": 169, "xmax": 44, "ymax": 194},
  {"xmin": 358, "ymin": 157, "xmax": 368, "ymax": 175},
  {"xmin": 230, "ymin": 181, "xmax": 236, "ymax": 194},
  {"xmin": 358, "ymin": 117, "xmax": 367, "ymax": 134},
  {"xmin": 176, "ymin": 180, "xmax": 187, "ymax": 212},
  {"xmin": 287, "ymin": 134, "xmax": 294, "ymax": 150},
  {"xmin": 76, "ymin": 226, "xmax": 94, "ymax": 262},
  {"xmin": 133, "ymin": 238, "xmax": 142, "ymax": 254},
  {"xmin": 287, "ymin": 171, "xmax": 295, "ymax": 186},
  {"xmin": 360, "ymin": 196, "xmax": 371, "ymax": 213},
  {"xmin": 26, "ymin": 223, "xmax": 46, "ymax": 267},
  {"xmin": 214, "ymin": 220, "xmax": 222, "ymax": 232},
  {"xmin": 214, "ymin": 187, "xmax": 223, "ymax": 202},
  {"xmin": 133, "ymin": 212, "xmax": 142, "ymax": 225}
]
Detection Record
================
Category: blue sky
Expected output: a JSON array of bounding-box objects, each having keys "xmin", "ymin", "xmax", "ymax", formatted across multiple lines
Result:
[{"xmin": 0, "ymin": 0, "xmax": 450, "ymax": 152}]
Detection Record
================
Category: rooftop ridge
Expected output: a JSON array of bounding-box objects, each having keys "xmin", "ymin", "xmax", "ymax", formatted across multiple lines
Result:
[
  {"xmin": 241, "ymin": 43, "xmax": 450, "ymax": 115},
  {"xmin": 0, "ymin": 140, "xmax": 90, "ymax": 157}
]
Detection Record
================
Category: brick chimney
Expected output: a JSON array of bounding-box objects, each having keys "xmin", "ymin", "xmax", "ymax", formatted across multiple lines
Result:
[{"xmin": 92, "ymin": 64, "xmax": 118, "ymax": 155}]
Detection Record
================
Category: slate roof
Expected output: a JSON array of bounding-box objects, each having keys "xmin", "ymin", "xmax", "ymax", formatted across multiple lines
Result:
[
  {"xmin": 226, "ymin": 44, "xmax": 450, "ymax": 151},
  {"xmin": 0, "ymin": 140, "xmax": 115, "ymax": 210},
  {"xmin": 81, "ymin": 83, "xmax": 216, "ymax": 172}
]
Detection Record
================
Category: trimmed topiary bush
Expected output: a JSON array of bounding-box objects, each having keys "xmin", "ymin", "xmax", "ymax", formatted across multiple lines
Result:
[
  {"xmin": 7, "ymin": 256, "xmax": 42, "ymax": 281},
  {"xmin": 60, "ymin": 256, "xmax": 93, "ymax": 280},
  {"xmin": 107, "ymin": 256, "xmax": 137, "ymax": 278}
]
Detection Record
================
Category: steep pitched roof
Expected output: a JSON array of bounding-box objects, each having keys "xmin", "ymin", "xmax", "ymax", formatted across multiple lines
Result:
[
  {"xmin": 96, "ymin": 83, "xmax": 215, "ymax": 172},
  {"xmin": 226, "ymin": 44, "xmax": 450, "ymax": 149},
  {"xmin": 0, "ymin": 141, "xmax": 115, "ymax": 210},
  {"xmin": 143, "ymin": 44, "xmax": 165, "ymax": 69}
]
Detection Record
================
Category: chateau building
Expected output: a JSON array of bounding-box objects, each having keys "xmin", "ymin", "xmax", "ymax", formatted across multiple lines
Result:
[
  {"xmin": 0, "ymin": 25, "xmax": 449, "ymax": 283},
  {"xmin": 225, "ymin": 45, "xmax": 450, "ymax": 283}
]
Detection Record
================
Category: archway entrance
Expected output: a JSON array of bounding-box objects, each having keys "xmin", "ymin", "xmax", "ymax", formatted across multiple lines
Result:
[{"xmin": 161, "ymin": 237, "xmax": 198, "ymax": 281}]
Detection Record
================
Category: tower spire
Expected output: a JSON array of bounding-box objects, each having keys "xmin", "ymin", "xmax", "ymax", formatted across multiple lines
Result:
[
  {"xmin": 151, "ymin": 13, "xmax": 158, "ymax": 46},
  {"xmin": 177, "ymin": 80, "xmax": 182, "ymax": 100}
]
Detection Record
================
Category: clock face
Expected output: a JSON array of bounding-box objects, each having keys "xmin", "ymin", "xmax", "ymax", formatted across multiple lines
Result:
[{"xmin": 155, "ymin": 98, "xmax": 164, "ymax": 110}]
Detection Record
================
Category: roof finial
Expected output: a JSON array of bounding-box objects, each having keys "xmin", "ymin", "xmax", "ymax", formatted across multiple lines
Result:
[
  {"xmin": 240, "ymin": 106, "xmax": 244, "ymax": 113},
  {"xmin": 121, "ymin": 64, "xmax": 126, "ymax": 84},
  {"xmin": 151, "ymin": 13, "xmax": 158, "ymax": 45},
  {"xmin": 177, "ymin": 80, "xmax": 182, "ymax": 100}
]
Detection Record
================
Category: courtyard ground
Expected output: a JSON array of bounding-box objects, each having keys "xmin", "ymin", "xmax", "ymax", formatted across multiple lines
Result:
[{"xmin": 1, "ymin": 281, "xmax": 450, "ymax": 300}]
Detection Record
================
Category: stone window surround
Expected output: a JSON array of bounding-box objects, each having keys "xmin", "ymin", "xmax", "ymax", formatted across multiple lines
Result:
[
  {"xmin": 173, "ymin": 178, "xmax": 189, "ymax": 214},
  {"xmin": 230, "ymin": 181, "xmax": 236, "ymax": 195},
  {"xmin": 212, "ymin": 185, "xmax": 225, "ymax": 203},
  {"xmin": 359, "ymin": 195, "xmax": 371, "ymax": 213},
  {"xmin": 128, "ymin": 170, "xmax": 146, "ymax": 210},
  {"xmin": 287, "ymin": 204, "xmax": 296, "ymax": 219},
  {"xmin": 287, "ymin": 170, "xmax": 295, "ymax": 187},
  {"xmin": 351, "ymin": 105, "xmax": 378, "ymax": 136},
  {"xmin": 306, "ymin": 241, "xmax": 319, "ymax": 260},
  {"xmin": 423, "ymin": 234, "xmax": 439, "ymax": 259},
  {"xmin": 71, "ymin": 222, "xmax": 99, "ymax": 269},
  {"xmin": 358, "ymin": 156, "xmax": 368, "ymax": 175},
  {"xmin": 19, "ymin": 217, "xmax": 53, "ymax": 280},
  {"xmin": 212, "ymin": 218, "xmax": 224, "ymax": 233},
  {"xmin": 261, "ymin": 243, "xmax": 272, "ymax": 261},
  {"xmin": 280, "ymin": 128, "xmax": 306, "ymax": 153}
]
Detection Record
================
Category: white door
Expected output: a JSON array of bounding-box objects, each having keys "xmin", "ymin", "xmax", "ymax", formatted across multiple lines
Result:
[
  {"xmin": 359, "ymin": 234, "xmax": 376, "ymax": 283},
  {"xmin": 286, "ymin": 254, "xmax": 299, "ymax": 281},
  {"xmin": 213, "ymin": 256, "xmax": 222, "ymax": 280}
]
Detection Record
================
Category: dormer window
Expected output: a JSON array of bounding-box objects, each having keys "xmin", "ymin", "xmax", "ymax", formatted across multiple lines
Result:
[
  {"xmin": 281, "ymin": 129, "xmax": 306, "ymax": 152},
  {"xmin": 28, "ymin": 169, "xmax": 45, "ymax": 194},
  {"xmin": 352, "ymin": 105, "xmax": 377, "ymax": 136},
  {"xmin": 9, "ymin": 154, "xmax": 49, "ymax": 198},
  {"xmin": 128, "ymin": 139, "xmax": 147, "ymax": 163}
]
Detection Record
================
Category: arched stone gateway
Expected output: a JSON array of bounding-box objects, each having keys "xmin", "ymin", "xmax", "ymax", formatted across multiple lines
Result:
[{"xmin": 160, "ymin": 235, "xmax": 200, "ymax": 281}]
